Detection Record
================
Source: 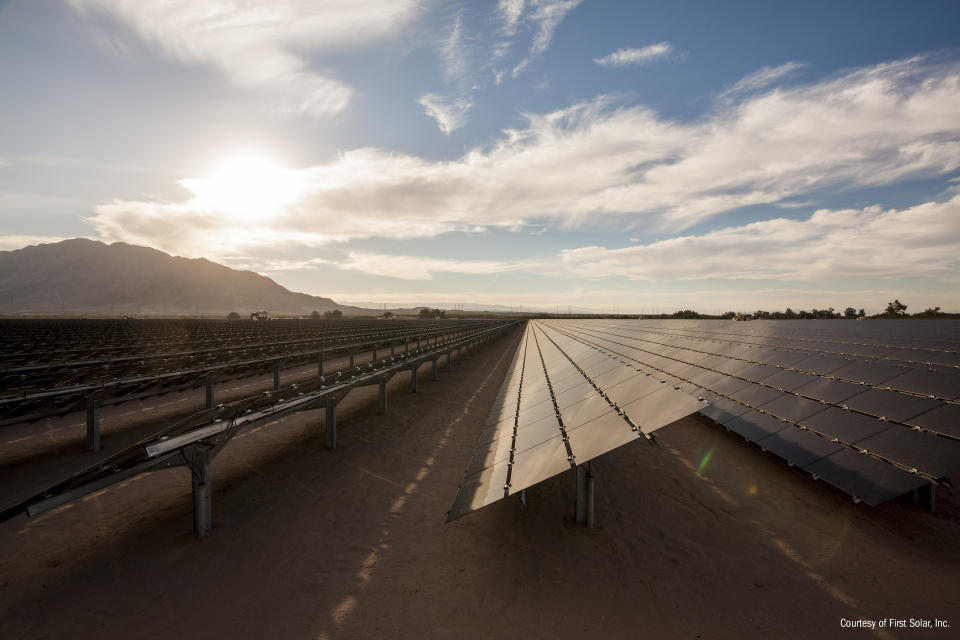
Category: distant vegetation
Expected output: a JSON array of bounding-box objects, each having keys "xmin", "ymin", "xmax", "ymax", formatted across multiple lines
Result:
[
  {"xmin": 418, "ymin": 308, "xmax": 447, "ymax": 319},
  {"xmin": 323, "ymin": 309, "xmax": 343, "ymax": 319},
  {"xmin": 659, "ymin": 299, "xmax": 957, "ymax": 320}
]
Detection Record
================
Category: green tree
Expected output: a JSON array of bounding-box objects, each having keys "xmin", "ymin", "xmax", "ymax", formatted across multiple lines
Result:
[
  {"xmin": 720, "ymin": 311, "xmax": 737, "ymax": 319},
  {"xmin": 843, "ymin": 307, "xmax": 857, "ymax": 319},
  {"xmin": 884, "ymin": 299, "xmax": 908, "ymax": 317},
  {"xmin": 323, "ymin": 309, "xmax": 343, "ymax": 319},
  {"xmin": 383, "ymin": 311, "xmax": 394, "ymax": 318},
  {"xmin": 857, "ymin": 308, "xmax": 866, "ymax": 318},
  {"xmin": 784, "ymin": 308, "xmax": 797, "ymax": 319},
  {"xmin": 310, "ymin": 310, "xmax": 321, "ymax": 319},
  {"xmin": 227, "ymin": 311, "xmax": 241, "ymax": 320}
]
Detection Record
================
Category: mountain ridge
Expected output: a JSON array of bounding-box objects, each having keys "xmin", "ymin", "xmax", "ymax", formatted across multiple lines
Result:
[{"xmin": 0, "ymin": 238, "xmax": 372, "ymax": 316}]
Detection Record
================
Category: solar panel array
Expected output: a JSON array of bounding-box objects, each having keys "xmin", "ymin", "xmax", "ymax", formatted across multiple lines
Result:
[
  {"xmin": 0, "ymin": 318, "xmax": 494, "ymax": 425},
  {"xmin": 446, "ymin": 321, "xmax": 703, "ymax": 521},
  {"xmin": 541, "ymin": 319, "xmax": 960, "ymax": 506}
]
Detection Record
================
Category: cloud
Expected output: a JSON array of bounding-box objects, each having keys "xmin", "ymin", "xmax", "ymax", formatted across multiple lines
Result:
[
  {"xmin": 418, "ymin": 93, "xmax": 473, "ymax": 134},
  {"xmin": 68, "ymin": 0, "xmax": 420, "ymax": 116},
  {"xmin": 498, "ymin": 0, "xmax": 526, "ymax": 36},
  {"xmin": 439, "ymin": 13, "xmax": 468, "ymax": 84},
  {"xmin": 0, "ymin": 158, "xmax": 11, "ymax": 168},
  {"xmin": 593, "ymin": 42, "xmax": 673, "ymax": 67},
  {"xmin": 87, "ymin": 58, "xmax": 960, "ymax": 257},
  {"xmin": 419, "ymin": 14, "xmax": 474, "ymax": 133},
  {"xmin": 718, "ymin": 61, "xmax": 805, "ymax": 100},
  {"xmin": 512, "ymin": 0, "xmax": 582, "ymax": 77},
  {"xmin": 334, "ymin": 252, "xmax": 526, "ymax": 280},
  {"xmin": 559, "ymin": 194, "xmax": 960, "ymax": 281}
]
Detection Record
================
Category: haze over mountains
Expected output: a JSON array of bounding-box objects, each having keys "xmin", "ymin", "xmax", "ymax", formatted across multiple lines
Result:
[{"xmin": 0, "ymin": 239, "xmax": 368, "ymax": 317}]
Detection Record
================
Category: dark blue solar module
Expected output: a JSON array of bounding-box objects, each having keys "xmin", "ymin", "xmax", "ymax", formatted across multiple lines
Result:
[{"xmin": 538, "ymin": 318, "xmax": 960, "ymax": 507}]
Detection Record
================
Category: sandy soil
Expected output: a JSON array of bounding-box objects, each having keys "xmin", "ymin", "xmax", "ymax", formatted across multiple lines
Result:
[{"xmin": 1, "ymin": 326, "xmax": 958, "ymax": 639}]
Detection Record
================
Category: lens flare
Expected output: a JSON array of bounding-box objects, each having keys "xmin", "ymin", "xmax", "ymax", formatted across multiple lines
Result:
[{"xmin": 697, "ymin": 448, "xmax": 713, "ymax": 474}]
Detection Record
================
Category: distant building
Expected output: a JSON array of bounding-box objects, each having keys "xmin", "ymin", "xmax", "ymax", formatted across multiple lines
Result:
[{"xmin": 250, "ymin": 310, "xmax": 269, "ymax": 321}]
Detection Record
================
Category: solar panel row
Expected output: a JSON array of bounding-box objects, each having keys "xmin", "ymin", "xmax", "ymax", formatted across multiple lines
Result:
[
  {"xmin": 545, "ymin": 320, "xmax": 960, "ymax": 506},
  {"xmin": 446, "ymin": 321, "xmax": 703, "ymax": 521}
]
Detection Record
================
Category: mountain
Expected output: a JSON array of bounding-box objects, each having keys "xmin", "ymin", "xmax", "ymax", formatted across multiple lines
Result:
[{"xmin": 0, "ymin": 239, "xmax": 369, "ymax": 316}]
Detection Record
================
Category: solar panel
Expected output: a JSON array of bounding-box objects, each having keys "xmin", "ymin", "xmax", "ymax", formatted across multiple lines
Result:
[
  {"xmin": 800, "ymin": 407, "xmax": 889, "ymax": 443},
  {"xmin": 884, "ymin": 368, "xmax": 960, "ymax": 400},
  {"xmin": 803, "ymin": 449, "xmax": 928, "ymax": 506},
  {"xmin": 699, "ymin": 397, "xmax": 753, "ymax": 424},
  {"xmin": 793, "ymin": 354, "xmax": 852, "ymax": 375},
  {"xmin": 830, "ymin": 360, "xmax": 906, "ymax": 386},
  {"xmin": 725, "ymin": 410, "xmax": 790, "ymax": 442},
  {"xmin": 792, "ymin": 377, "xmax": 866, "ymax": 404},
  {"xmin": 761, "ymin": 369, "xmax": 816, "ymax": 392},
  {"xmin": 855, "ymin": 428, "xmax": 960, "ymax": 478},
  {"xmin": 906, "ymin": 403, "xmax": 960, "ymax": 438},
  {"xmin": 446, "ymin": 321, "xmax": 704, "ymax": 522},
  {"xmin": 842, "ymin": 388, "xmax": 942, "ymax": 422},
  {"xmin": 528, "ymin": 318, "xmax": 960, "ymax": 508},
  {"xmin": 756, "ymin": 396, "xmax": 825, "ymax": 425},
  {"xmin": 756, "ymin": 427, "xmax": 844, "ymax": 468}
]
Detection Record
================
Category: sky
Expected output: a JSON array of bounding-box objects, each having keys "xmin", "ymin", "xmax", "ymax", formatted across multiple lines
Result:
[{"xmin": 1, "ymin": 0, "xmax": 960, "ymax": 314}]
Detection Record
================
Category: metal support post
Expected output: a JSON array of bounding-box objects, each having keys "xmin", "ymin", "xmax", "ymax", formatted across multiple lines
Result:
[
  {"xmin": 317, "ymin": 357, "xmax": 323, "ymax": 377},
  {"xmin": 273, "ymin": 366, "xmax": 281, "ymax": 391},
  {"xmin": 432, "ymin": 359, "xmax": 439, "ymax": 381},
  {"xmin": 86, "ymin": 397, "xmax": 100, "ymax": 452},
  {"xmin": 575, "ymin": 462, "xmax": 593, "ymax": 526},
  {"xmin": 390, "ymin": 342, "xmax": 395, "ymax": 356},
  {"xmin": 372, "ymin": 347, "xmax": 377, "ymax": 362},
  {"xmin": 349, "ymin": 352, "xmax": 355, "ymax": 369},
  {"xmin": 378, "ymin": 380, "xmax": 388, "ymax": 414},
  {"xmin": 915, "ymin": 483, "xmax": 936, "ymax": 512},
  {"xmin": 410, "ymin": 366, "xmax": 418, "ymax": 393},
  {"xmin": 447, "ymin": 351, "xmax": 453, "ymax": 370},
  {"xmin": 325, "ymin": 400, "xmax": 337, "ymax": 449},
  {"xmin": 189, "ymin": 448, "xmax": 213, "ymax": 537},
  {"xmin": 417, "ymin": 337, "xmax": 421, "ymax": 350},
  {"xmin": 405, "ymin": 341, "xmax": 409, "ymax": 353},
  {"xmin": 205, "ymin": 381, "xmax": 215, "ymax": 409}
]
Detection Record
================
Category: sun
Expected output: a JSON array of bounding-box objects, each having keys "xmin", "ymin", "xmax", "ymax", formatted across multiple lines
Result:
[{"xmin": 185, "ymin": 154, "xmax": 301, "ymax": 222}]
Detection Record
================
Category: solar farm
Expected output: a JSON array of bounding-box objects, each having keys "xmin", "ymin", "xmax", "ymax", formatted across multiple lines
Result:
[{"xmin": 2, "ymin": 317, "xmax": 959, "ymax": 638}]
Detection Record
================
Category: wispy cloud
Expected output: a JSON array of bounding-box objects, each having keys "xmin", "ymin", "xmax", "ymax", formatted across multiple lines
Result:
[
  {"xmin": 498, "ymin": 0, "xmax": 526, "ymax": 37},
  {"xmin": 419, "ymin": 14, "xmax": 474, "ymax": 133},
  {"xmin": 68, "ymin": 0, "xmax": 420, "ymax": 116},
  {"xmin": 718, "ymin": 61, "xmax": 806, "ymax": 100},
  {"xmin": 0, "ymin": 158, "xmax": 11, "ymax": 168},
  {"xmin": 512, "ymin": 0, "xmax": 582, "ymax": 78},
  {"xmin": 594, "ymin": 42, "xmax": 673, "ymax": 67},
  {"xmin": 418, "ymin": 93, "xmax": 473, "ymax": 135},
  {"xmin": 560, "ymin": 194, "xmax": 960, "ymax": 281},
  {"xmin": 87, "ymin": 58, "xmax": 960, "ymax": 260},
  {"xmin": 439, "ymin": 13, "xmax": 468, "ymax": 84}
]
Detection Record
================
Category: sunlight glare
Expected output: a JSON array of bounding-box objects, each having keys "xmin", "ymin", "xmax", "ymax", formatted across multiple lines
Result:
[{"xmin": 185, "ymin": 154, "xmax": 301, "ymax": 222}]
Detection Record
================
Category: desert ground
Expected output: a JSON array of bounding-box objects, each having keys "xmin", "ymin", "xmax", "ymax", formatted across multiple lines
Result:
[{"xmin": 1, "ymin": 327, "xmax": 958, "ymax": 639}]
